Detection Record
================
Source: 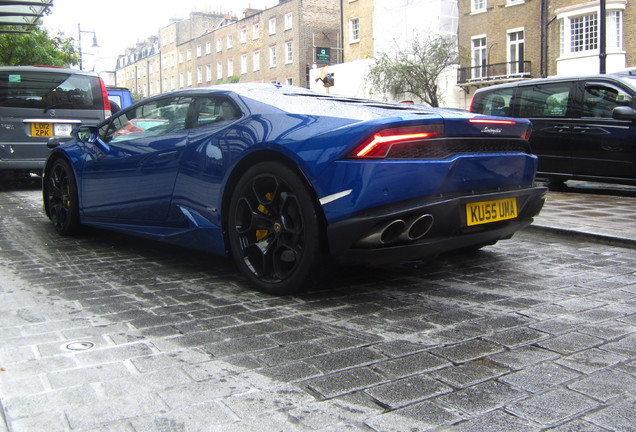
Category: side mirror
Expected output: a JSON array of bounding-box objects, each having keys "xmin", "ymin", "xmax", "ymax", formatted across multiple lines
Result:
[
  {"xmin": 72, "ymin": 125, "xmax": 110, "ymax": 154},
  {"xmin": 612, "ymin": 106, "xmax": 636, "ymax": 121},
  {"xmin": 72, "ymin": 125, "xmax": 99, "ymax": 142}
]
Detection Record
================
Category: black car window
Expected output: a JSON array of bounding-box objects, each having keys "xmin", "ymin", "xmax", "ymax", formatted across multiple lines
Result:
[
  {"xmin": 102, "ymin": 96, "xmax": 192, "ymax": 143},
  {"xmin": 582, "ymin": 84, "xmax": 631, "ymax": 118},
  {"xmin": 0, "ymin": 71, "xmax": 102, "ymax": 110},
  {"xmin": 474, "ymin": 88, "xmax": 514, "ymax": 116},
  {"xmin": 518, "ymin": 83, "xmax": 573, "ymax": 118},
  {"xmin": 186, "ymin": 96, "xmax": 240, "ymax": 129}
]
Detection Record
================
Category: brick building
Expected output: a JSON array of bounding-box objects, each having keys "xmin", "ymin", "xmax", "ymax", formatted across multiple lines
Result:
[
  {"xmin": 115, "ymin": 0, "xmax": 340, "ymax": 96},
  {"xmin": 457, "ymin": 0, "xmax": 634, "ymax": 96}
]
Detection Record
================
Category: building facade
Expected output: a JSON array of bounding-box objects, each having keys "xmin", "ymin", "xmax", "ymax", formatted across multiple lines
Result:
[
  {"xmin": 457, "ymin": 0, "xmax": 634, "ymax": 97},
  {"xmin": 115, "ymin": 0, "xmax": 340, "ymax": 97}
]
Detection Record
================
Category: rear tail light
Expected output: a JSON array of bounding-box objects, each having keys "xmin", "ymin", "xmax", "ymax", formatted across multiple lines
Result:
[
  {"xmin": 99, "ymin": 77, "xmax": 112, "ymax": 118},
  {"xmin": 468, "ymin": 118, "xmax": 516, "ymax": 125},
  {"xmin": 522, "ymin": 126, "xmax": 532, "ymax": 141},
  {"xmin": 351, "ymin": 125, "xmax": 443, "ymax": 158}
]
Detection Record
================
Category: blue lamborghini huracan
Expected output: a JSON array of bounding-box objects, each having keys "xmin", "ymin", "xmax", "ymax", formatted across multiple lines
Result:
[{"xmin": 43, "ymin": 83, "xmax": 546, "ymax": 294}]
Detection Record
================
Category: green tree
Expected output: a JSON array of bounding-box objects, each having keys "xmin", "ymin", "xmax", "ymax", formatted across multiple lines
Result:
[
  {"xmin": 0, "ymin": 26, "xmax": 78, "ymax": 67},
  {"xmin": 366, "ymin": 34, "xmax": 458, "ymax": 107}
]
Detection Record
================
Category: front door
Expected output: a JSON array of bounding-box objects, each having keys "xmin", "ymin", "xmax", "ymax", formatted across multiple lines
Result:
[{"xmin": 81, "ymin": 95, "xmax": 193, "ymax": 222}]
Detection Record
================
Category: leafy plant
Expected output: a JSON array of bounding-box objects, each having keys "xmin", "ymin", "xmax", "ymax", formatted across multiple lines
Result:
[{"xmin": 367, "ymin": 34, "xmax": 458, "ymax": 107}]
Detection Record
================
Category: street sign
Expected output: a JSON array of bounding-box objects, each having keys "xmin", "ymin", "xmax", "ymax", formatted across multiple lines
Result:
[{"xmin": 316, "ymin": 47, "xmax": 331, "ymax": 64}]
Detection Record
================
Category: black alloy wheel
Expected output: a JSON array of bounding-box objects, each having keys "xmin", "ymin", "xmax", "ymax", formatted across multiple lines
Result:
[
  {"xmin": 45, "ymin": 158, "xmax": 80, "ymax": 235},
  {"xmin": 228, "ymin": 161, "xmax": 324, "ymax": 295}
]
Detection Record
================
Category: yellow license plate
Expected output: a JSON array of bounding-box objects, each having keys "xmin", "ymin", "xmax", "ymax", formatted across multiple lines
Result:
[
  {"xmin": 465, "ymin": 198, "xmax": 518, "ymax": 226},
  {"xmin": 31, "ymin": 122, "xmax": 53, "ymax": 138}
]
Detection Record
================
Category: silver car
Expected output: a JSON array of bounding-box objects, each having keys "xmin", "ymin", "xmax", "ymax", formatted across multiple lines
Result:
[{"xmin": 0, "ymin": 66, "xmax": 111, "ymax": 177}]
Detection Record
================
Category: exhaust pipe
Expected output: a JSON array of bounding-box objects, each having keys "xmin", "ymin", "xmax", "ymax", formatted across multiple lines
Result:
[
  {"xmin": 356, "ymin": 219, "xmax": 406, "ymax": 247},
  {"xmin": 400, "ymin": 214, "xmax": 434, "ymax": 241}
]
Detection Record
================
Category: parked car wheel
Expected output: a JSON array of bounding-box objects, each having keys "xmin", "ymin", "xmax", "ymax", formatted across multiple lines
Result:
[
  {"xmin": 228, "ymin": 161, "xmax": 324, "ymax": 295},
  {"xmin": 45, "ymin": 158, "xmax": 79, "ymax": 235}
]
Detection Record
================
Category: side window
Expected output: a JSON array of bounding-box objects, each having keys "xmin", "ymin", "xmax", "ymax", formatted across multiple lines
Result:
[
  {"xmin": 518, "ymin": 83, "xmax": 573, "ymax": 118},
  {"xmin": 582, "ymin": 84, "xmax": 631, "ymax": 118},
  {"xmin": 187, "ymin": 96, "xmax": 240, "ymax": 129},
  {"xmin": 102, "ymin": 97, "xmax": 192, "ymax": 143},
  {"xmin": 477, "ymin": 88, "xmax": 514, "ymax": 116}
]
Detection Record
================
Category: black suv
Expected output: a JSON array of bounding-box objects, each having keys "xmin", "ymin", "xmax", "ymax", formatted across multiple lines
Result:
[
  {"xmin": 470, "ymin": 73, "xmax": 636, "ymax": 185},
  {"xmin": 0, "ymin": 66, "xmax": 111, "ymax": 177}
]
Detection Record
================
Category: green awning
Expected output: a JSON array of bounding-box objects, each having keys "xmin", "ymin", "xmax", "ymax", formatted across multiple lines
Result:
[{"xmin": 0, "ymin": 0, "xmax": 53, "ymax": 33}]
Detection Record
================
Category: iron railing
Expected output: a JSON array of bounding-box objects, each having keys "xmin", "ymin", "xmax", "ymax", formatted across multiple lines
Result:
[{"xmin": 457, "ymin": 61, "xmax": 532, "ymax": 84}]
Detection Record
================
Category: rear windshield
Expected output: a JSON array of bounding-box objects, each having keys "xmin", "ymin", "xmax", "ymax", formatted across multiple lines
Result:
[{"xmin": 0, "ymin": 71, "xmax": 103, "ymax": 110}]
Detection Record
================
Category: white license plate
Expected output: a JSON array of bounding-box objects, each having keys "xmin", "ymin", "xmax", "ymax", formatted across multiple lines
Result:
[{"xmin": 53, "ymin": 123, "xmax": 74, "ymax": 136}]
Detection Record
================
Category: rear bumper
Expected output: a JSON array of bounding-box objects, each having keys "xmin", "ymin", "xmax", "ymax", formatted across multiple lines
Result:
[{"xmin": 327, "ymin": 185, "xmax": 547, "ymax": 263}]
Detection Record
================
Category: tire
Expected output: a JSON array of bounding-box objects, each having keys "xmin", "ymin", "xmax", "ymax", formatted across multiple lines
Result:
[
  {"xmin": 227, "ymin": 161, "xmax": 324, "ymax": 295},
  {"xmin": 45, "ymin": 158, "xmax": 80, "ymax": 236}
]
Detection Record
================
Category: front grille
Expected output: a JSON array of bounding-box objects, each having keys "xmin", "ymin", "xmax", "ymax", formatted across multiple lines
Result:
[{"xmin": 386, "ymin": 138, "xmax": 528, "ymax": 159}]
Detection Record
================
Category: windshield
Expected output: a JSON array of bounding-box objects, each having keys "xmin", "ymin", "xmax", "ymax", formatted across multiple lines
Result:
[{"xmin": 0, "ymin": 71, "xmax": 102, "ymax": 110}]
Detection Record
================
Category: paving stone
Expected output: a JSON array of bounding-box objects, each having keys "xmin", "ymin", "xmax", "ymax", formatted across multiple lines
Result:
[
  {"xmin": 221, "ymin": 384, "xmax": 314, "ymax": 419},
  {"xmin": 304, "ymin": 368, "xmax": 386, "ymax": 399},
  {"xmin": 585, "ymin": 399, "xmax": 636, "ymax": 432},
  {"xmin": 371, "ymin": 351, "xmax": 451, "ymax": 379},
  {"xmin": 567, "ymin": 369, "xmax": 636, "ymax": 402},
  {"xmin": 557, "ymin": 347, "xmax": 629, "ymax": 374},
  {"xmin": 432, "ymin": 358, "xmax": 510, "ymax": 388},
  {"xmin": 499, "ymin": 362, "xmax": 580, "ymax": 393},
  {"xmin": 483, "ymin": 327, "xmax": 549, "ymax": 348},
  {"xmin": 545, "ymin": 419, "xmax": 610, "ymax": 432},
  {"xmin": 536, "ymin": 332, "xmax": 604, "ymax": 355},
  {"xmin": 364, "ymin": 401, "xmax": 462, "ymax": 432},
  {"xmin": 450, "ymin": 409, "xmax": 537, "ymax": 432},
  {"xmin": 489, "ymin": 346, "xmax": 560, "ymax": 370},
  {"xmin": 431, "ymin": 339, "xmax": 504, "ymax": 364},
  {"xmin": 508, "ymin": 389, "xmax": 598, "ymax": 425},
  {"xmin": 436, "ymin": 380, "xmax": 525, "ymax": 415},
  {"xmin": 365, "ymin": 375, "xmax": 452, "ymax": 409}
]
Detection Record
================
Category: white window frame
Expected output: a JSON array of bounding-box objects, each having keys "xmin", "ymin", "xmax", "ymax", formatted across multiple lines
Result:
[
  {"xmin": 507, "ymin": 28, "xmax": 525, "ymax": 75},
  {"xmin": 205, "ymin": 41, "xmax": 211, "ymax": 54},
  {"xmin": 349, "ymin": 18, "xmax": 360, "ymax": 43},
  {"xmin": 253, "ymin": 51, "xmax": 261, "ymax": 71},
  {"xmin": 285, "ymin": 41, "xmax": 293, "ymax": 64},
  {"xmin": 206, "ymin": 64, "xmax": 212, "ymax": 82},
  {"xmin": 216, "ymin": 39, "xmax": 222, "ymax": 52},
  {"xmin": 253, "ymin": 23, "xmax": 260, "ymax": 40},
  {"xmin": 241, "ymin": 54, "xmax": 248, "ymax": 74},
  {"xmin": 227, "ymin": 35, "xmax": 233, "ymax": 49},
  {"xmin": 472, "ymin": 0, "xmax": 487, "ymax": 13},
  {"xmin": 557, "ymin": 3, "xmax": 625, "ymax": 57},
  {"xmin": 240, "ymin": 27, "xmax": 247, "ymax": 44},
  {"xmin": 217, "ymin": 62, "xmax": 223, "ymax": 80},
  {"xmin": 227, "ymin": 59, "xmax": 234, "ymax": 77},
  {"xmin": 196, "ymin": 45, "xmax": 202, "ymax": 57},
  {"xmin": 197, "ymin": 67, "xmax": 202, "ymax": 84},
  {"xmin": 471, "ymin": 35, "xmax": 487, "ymax": 79},
  {"xmin": 284, "ymin": 13, "xmax": 293, "ymax": 30},
  {"xmin": 269, "ymin": 18, "xmax": 276, "ymax": 35},
  {"xmin": 269, "ymin": 46, "xmax": 277, "ymax": 67}
]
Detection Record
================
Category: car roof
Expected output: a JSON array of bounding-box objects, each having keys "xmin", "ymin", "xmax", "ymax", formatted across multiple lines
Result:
[
  {"xmin": 0, "ymin": 65, "xmax": 99, "ymax": 77},
  {"xmin": 132, "ymin": 83, "xmax": 455, "ymax": 121},
  {"xmin": 474, "ymin": 73, "xmax": 634, "ymax": 93}
]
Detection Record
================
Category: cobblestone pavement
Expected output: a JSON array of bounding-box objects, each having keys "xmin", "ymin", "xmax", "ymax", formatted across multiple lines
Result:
[{"xmin": 1, "ymin": 179, "xmax": 635, "ymax": 432}]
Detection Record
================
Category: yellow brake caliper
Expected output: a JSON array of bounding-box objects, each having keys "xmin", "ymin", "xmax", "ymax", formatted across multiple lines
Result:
[{"xmin": 255, "ymin": 192, "xmax": 273, "ymax": 241}]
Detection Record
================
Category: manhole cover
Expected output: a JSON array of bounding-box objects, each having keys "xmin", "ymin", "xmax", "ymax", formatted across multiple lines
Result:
[{"xmin": 64, "ymin": 341, "xmax": 95, "ymax": 351}]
